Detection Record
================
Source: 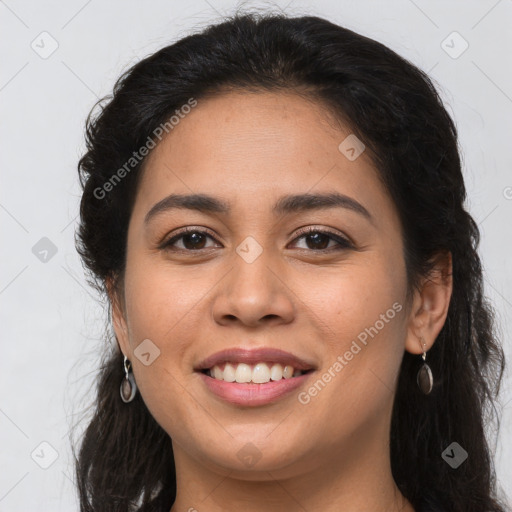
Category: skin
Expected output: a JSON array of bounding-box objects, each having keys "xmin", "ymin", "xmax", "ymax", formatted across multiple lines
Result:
[{"xmin": 109, "ymin": 90, "xmax": 452, "ymax": 512}]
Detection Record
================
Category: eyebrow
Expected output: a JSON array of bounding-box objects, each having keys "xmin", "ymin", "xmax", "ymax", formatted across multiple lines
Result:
[{"xmin": 144, "ymin": 192, "xmax": 374, "ymax": 225}]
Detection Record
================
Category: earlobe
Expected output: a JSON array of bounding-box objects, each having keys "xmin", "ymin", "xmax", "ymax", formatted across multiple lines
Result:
[{"xmin": 405, "ymin": 251, "xmax": 453, "ymax": 355}]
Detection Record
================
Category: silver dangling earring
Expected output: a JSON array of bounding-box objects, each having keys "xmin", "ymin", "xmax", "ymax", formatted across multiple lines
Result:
[
  {"xmin": 417, "ymin": 337, "xmax": 433, "ymax": 395},
  {"xmin": 120, "ymin": 355, "xmax": 137, "ymax": 403}
]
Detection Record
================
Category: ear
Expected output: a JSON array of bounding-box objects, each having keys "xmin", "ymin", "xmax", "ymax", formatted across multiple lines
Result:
[
  {"xmin": 106, "ymin": 275, "xmax": 130, "ymax": 357},
  {"xmin": 404, "ymin": 251, "xmax": 453, "ymax": 355}
]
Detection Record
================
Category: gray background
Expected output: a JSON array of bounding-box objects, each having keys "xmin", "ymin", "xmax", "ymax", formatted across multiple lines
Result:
[{"xmin": 1, "ymin": 0, "xmax": 511, "ymax": 510}]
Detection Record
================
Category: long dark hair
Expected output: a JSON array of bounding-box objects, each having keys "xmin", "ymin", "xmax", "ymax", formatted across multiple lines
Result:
[{"xmin": 72, "ymin": 11, "xmax": 508, "ymax": 512}]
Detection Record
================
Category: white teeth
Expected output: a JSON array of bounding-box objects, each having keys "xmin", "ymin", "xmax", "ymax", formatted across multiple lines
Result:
[
  {"xmin": 235, "ymin": 363, "xmax": 252, "ymax": 383},
  {"xmin": 212, "ymin": 365, "xmax": 223, "ymax": 380},
  {"xmin": 252, "ymin": 363, "xmax": 271, "ymax": 383},
  {"xmin": 223, "ymin": 363, "xmax": 236, "ymax": 382},
  {"xmin": 283, "ymin": 365, "xmax": 294, "ymax": 379},
  {"xmin": 270, "ymin": 363, "xmax": 284, "ymax": 381},
  {"xmin": 207, "ymin": 362, "xmax": 305, "ymax": 384}
]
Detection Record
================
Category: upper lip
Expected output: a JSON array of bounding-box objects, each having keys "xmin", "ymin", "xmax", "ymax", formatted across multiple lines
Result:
[{"xmin": 194, "ymin": 347, "xmax": 317, "ymax": 372}]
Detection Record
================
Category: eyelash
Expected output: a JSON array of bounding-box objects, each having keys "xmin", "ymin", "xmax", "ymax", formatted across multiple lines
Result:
[{"xmin": 160, "ymin": 226, "xmax": 354, "ymax": 253}]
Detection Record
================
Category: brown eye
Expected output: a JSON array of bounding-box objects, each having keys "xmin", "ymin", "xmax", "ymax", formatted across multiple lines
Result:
[
  {"xmin": 303, "ymin": 232, "xmax": 331, "ymax": 250},
  {"xmin": 291, "ymin": 228, "xmax": 353, "ymax": 252},
  {"xmin": 161, "ymin": 229, "xmax": 219, "ymax": 252},
  {"xmin": 180, "ymin": 232, "xmax": 208, "ymax": 250}
]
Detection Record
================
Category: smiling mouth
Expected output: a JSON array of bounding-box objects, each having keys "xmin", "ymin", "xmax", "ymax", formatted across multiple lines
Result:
[{"xmin": 199, "ymin": 362, "xmax": 314, "ymax": 384}]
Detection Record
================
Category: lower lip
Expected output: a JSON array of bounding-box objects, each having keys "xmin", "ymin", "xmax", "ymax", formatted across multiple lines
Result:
[{"xmin": 197, "ymin": 371, "xmax": 313, "ymax": 407}]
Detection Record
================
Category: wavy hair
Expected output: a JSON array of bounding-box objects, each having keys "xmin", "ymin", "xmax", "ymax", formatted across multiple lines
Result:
[{"xmin": 72, "ymin": 12, "xmax": 508, "ymax": 512}]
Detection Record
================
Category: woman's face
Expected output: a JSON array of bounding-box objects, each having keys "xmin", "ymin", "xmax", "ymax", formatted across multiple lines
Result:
[{"xmin": 112, "ymin": 90, "xmax": 419, "ymax": 479}]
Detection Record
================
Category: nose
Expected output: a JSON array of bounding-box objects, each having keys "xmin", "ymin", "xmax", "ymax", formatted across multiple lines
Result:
[{"xmin": 211, "ymin": 247, "xmax": 295, "ymax": 328}]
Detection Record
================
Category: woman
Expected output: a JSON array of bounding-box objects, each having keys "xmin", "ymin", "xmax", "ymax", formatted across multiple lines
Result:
[{"xmin": 73, "ymin": 12, "xmax": 508, "ymax": 512}]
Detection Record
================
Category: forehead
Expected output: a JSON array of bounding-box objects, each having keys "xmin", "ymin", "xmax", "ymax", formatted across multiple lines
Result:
[{"xmin": 133, "ymin": 90, "xmax": 394, "ymax": 224}]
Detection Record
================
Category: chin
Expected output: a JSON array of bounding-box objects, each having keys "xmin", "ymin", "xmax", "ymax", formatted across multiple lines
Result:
[{"xmin": 196, "ymin": 439, "xmax": 310, "ymax": 479}]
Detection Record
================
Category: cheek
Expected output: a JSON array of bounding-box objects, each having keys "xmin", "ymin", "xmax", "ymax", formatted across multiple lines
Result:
[
  {"xmin": 120, "ymin": 263, "xmax": 208, "ymax": 403},
  {"xmin": 123, "ymin": 261, "xmax": 207, "ymax": 342},
  {"xmin": 303, "ymin": 252, "xmax": 406, "ymax": 344},
  {"xmin": 120, "ymin": 264, "xmax": 208, "ymax": 437},
  {"xmin": 298, "ymin": 254, "xmax": 407, "ymax": 411}
]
